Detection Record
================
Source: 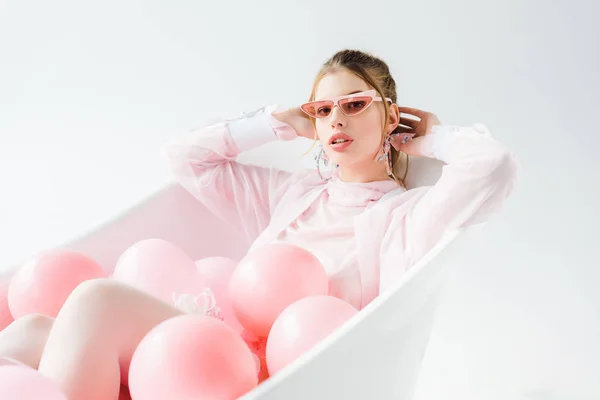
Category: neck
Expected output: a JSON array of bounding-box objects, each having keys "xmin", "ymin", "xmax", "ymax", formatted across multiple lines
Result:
[{"xmin": 338, "ymin": 159, "xmax": 392, "ymax": 183}]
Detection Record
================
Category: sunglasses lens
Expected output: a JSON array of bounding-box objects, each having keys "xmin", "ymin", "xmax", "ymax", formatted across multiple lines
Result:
[
  {"xmin": 301, "ymin": 101, "xmax": 334, "ymax": 118},
  {"xmin": 339, "ymin": 96, "xmax": 373, "ymax": 116}
]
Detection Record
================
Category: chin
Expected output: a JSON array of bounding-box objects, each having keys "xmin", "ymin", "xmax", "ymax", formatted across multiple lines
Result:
[
  {"xmin": 332, "ymin": 157, "xmax": 362, "ymax": 170},
  {"xmin": 328, "ymin": 154, "xmax": 350, "ymax": 167},
  {"xmin": 331, "ymin": 149, "xmax": 372, "ymax": 165}
]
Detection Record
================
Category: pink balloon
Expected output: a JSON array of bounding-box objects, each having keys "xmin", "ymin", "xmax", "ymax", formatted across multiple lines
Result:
[
  {"xmin": 266, "ymin": 295, "xmax": 358, "ymax": 375},
  {"xmin": 241, "ymin": 330, "xmax": 270, "ymax": 383},
  {"xmin": 8, "ymin": 249, "xmax": 106, "ymax": 319},
  {"xmin": 112, "ymin": 239, "xmax": 203, "ymax": 304},
  {"xmin": 129, "ymin": 315, "xmax": 257, "ymax": 400},
  {"xmin": 229, "ymin": 244, "xmax": 328, "ymax": 337},
  {"xmin": 0, "ymin": 278, "xmax": 14, "ymax": 332},
  {"xmin": 0, "ymin": 357, "xmax": 26, "ymax": 367},
  {"xmin": 195, "ymin": 257, "xmax": 243, "ymax": 334},
  {"xmin": 0, "ymin": 365, "xmax": 67, "ymax": 400}
]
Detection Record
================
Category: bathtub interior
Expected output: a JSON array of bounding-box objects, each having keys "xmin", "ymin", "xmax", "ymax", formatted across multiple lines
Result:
[
  {"xmin": 63, "ymin": 182, "xmax": 466, "ymax": 399},
  {"xmin": 242, "ymin": 229, "xmax": 468, "ymax": 400},
  {"xmin": 1, "ymin": 157, "xmax": 451, "ymax": 399}
]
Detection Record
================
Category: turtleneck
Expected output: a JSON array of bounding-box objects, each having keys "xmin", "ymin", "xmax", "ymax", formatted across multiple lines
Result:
[
  {"xmin": 326, "ymin": 168, "xmax": 400, "ymax": 207},
  {"xmin": 271, "ymin": 170, "xmax": 402, "ymax": 309}
]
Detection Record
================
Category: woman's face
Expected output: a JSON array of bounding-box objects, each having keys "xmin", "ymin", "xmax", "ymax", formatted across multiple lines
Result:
[{"xmin": 313, "ymin": 70, "xmax": 396, "ymax": 169}]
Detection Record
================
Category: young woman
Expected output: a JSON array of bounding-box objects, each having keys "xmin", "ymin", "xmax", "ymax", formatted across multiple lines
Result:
[{"xmin": 0, "ymin": 49, "xmax": 518, "ymax": 399}]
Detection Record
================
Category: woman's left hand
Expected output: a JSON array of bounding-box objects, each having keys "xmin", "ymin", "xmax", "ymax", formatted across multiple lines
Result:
[{"xmin": 391, "ymin": 106, "xmax": 441, "ymax": 157}]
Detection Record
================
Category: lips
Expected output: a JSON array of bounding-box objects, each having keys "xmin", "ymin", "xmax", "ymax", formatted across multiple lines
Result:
[
  {"xmin": 328, "ymin": 132, "xmax": 353, "ymax": 145},
  {"xmin": 328, "ymin": 132, "xmax": 354, "ymax": 152}
]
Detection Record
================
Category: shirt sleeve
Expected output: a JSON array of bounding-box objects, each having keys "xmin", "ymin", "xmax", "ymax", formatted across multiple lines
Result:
[
  {"xmin": 160, "ymin": 104, "xmax": 298, "ymax": 244},
  {"xmin": 381, "ymin": 123, "xmax": 519, "ymax": 283}
]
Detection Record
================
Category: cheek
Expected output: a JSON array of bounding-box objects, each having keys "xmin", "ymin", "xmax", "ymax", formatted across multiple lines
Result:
[
  {"xmin": 315, "ymin": 120, "xmax": 328, "ymax": 141},
  {"xmin": 359, "ymin": 133, "xmax": 383, "ymax": 155},
  {"xmin": 354, "ymin": 117, "xmax": 383, "ymax": 149}
]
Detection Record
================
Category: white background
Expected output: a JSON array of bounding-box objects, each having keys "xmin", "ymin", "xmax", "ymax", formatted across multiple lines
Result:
[{"xmin": 1, "ymin": 0, "xmax": 599, "ymax": 398}]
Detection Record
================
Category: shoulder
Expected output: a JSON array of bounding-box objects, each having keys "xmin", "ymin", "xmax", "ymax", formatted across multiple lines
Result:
[
  {"xmin": 271, "ymin": 168, "xmax": 326, "ymax": 202},
  {"xmin": 366, "ymin": 186, "xmax": 432, "ymax": 222},
  {"xmin": 287, "ymin": 168, "xmax": 328, "ymax": 187},
  {"xmin": 378, "ymin": 185, "xmax": 429, "ymax": 206}
]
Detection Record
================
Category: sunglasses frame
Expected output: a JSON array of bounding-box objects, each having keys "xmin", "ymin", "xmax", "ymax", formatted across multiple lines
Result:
[{"xmin": 301, "ymin": 89, "xmax": 393, "ymax": 118}]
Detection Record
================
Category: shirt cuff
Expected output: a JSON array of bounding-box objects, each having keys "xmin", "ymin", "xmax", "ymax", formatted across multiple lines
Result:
[
  {"xmin": 227, "ymin": 106, "xmax": 278, "ymax": 152},
  {"xmin": 420, "ymin": 123, "xmax": 493, "ymax": 162},
  {"xmin": 227, "ymin": 104, "xmax": 297, "ymax": 152},
  {"xmin": 264, "ymin": 105, "xmax": 298, "ymax": 141}
]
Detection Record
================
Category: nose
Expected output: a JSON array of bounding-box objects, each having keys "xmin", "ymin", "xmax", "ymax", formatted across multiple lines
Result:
[{"xmin": 329, "ymin": 105, "xmax": 346, "ymax": 129}]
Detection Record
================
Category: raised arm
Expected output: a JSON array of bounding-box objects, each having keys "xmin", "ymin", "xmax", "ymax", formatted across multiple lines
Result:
[
  {"xmin": 160, "ymin": 105, "xmax": 298, "ymax": 243},
  {"xmin": 381, "ymin": 124, "xmax": 519, "ymax": 285}
]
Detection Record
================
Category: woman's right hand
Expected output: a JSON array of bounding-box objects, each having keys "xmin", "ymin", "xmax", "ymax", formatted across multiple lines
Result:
[{"xmin": 272, "ymin": 107, "xmax": 316, "ymax": 140}]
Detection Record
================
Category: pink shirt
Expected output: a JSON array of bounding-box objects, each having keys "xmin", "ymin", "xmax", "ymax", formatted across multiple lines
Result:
[
  {"xmin": 271, "ymin": 169, "xmax": 398, "ymax": 308},
  {"xmin": 161, "ymin": 104, "xmax": 519, "ymax": 309}
]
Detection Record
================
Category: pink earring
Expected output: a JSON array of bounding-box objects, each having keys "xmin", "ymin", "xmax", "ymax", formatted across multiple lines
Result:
[
  {"xmin": 315, "ymin": 143, "xmax": 329, "ymax": 166},
  {"xmin": 315, "ymin": 143, "xmax": 330, "ymax": 180},
  {"xmin": 377, "ymin": 135, "xmax": 393, "ymax": 176}
]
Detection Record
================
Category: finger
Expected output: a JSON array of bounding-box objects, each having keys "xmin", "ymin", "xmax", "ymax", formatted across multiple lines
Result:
[
  {"xmin": 398, "ymin": 107, "xmax": 426, "ymax": 118},
  {"xmin": 393, "ymin": 125, "xmax": 413, "ymax": 133},
  {"xmin": 396, "ymin": 135, "xmax": 425, "ymax": 156},
  {"xmin": 390, "ymin": 133, "xmax": 416, "ymax": 151},
  {"xmin": 398, "ymin": 117, "xmax": 418, "ymax": 129}
]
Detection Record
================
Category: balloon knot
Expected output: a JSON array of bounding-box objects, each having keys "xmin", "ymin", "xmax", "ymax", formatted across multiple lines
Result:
[{"xmin": 171, "ymin": 288, "xmax": 223, "ymax": 321}]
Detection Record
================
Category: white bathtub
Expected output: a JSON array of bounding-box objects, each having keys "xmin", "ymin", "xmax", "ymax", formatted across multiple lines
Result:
[{"xmin": 0, "ymin": 157, "xmax": 474, "ymax": 399}]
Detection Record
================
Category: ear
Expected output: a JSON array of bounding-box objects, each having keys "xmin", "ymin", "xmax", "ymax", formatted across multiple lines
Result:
[{"xmin": 387, "ymin": 103, "xmax": 400, "ymax": 134}]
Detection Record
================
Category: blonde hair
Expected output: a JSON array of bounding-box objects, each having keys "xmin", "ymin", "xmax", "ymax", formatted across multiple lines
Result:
[{"xmin": 307, "ymin": 49, "xmax": 408, "ymax": 185}]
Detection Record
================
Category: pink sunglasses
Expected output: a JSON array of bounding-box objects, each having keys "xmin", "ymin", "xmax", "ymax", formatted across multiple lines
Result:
[{"xmin": 301, "ymin": 89, "xmax": 393, "ymax": 118}]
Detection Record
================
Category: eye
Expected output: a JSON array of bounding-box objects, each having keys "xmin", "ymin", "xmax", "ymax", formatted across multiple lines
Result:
[
  {"xmin": 346, "ymin": 100, "xmax": 366, "ymax": 110},
  {"xmin": 316, "ymin": 106, "xmax": 331, "ymax": 116}
]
